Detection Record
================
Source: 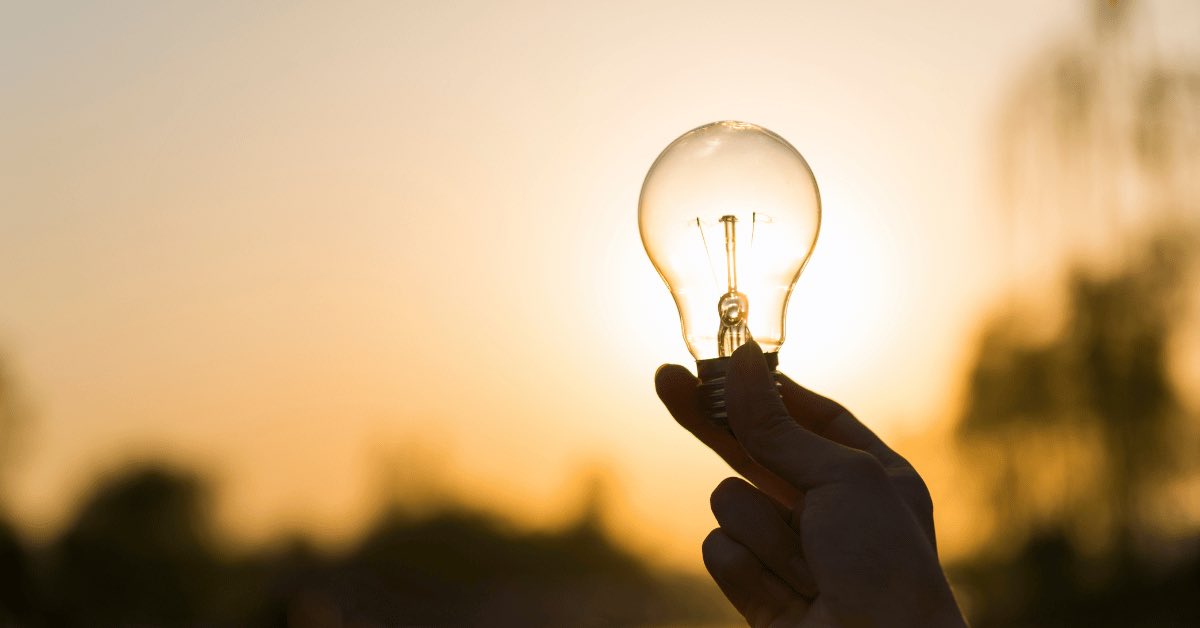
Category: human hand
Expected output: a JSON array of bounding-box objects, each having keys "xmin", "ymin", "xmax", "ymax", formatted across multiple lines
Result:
[{"xmin": 655, "ymin": 341, "xmax": 964, "ymax": 628}]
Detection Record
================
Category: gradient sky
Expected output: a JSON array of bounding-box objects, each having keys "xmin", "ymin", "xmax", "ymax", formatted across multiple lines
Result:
[{"xmin": 3, "ymin": 1, "xmax": 1195, "ymax": 568}]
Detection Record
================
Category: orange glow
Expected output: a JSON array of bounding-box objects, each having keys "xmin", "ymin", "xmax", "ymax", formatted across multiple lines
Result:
[{"xmin": 3, "ymin": 1, "xmax": 1197, "ymax": 579}]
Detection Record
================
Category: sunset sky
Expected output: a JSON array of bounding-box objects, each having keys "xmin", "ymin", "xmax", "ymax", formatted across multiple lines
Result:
[{"xmin": 3, "ymin": 1, "xmax": 1196, "ymax": 569}]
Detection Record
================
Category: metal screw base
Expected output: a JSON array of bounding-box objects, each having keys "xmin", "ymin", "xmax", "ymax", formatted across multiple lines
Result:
[{"xmin": 696, "ymin": 351, "xmax": 780, "ymax": 430}]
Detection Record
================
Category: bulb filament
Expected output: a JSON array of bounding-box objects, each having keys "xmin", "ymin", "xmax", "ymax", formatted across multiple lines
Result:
[
  {"xmin": 717, "ymin": 214, "xmax": 751, "ymax": 357},
  {"xmin": 722, "ymin": 215, "xmax": 738, "ymax": 293}
]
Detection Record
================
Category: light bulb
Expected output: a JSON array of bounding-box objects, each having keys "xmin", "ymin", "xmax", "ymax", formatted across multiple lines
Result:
[{"xmin": 639, "ymin": 121, "xmax": 821, "ymax": 426}]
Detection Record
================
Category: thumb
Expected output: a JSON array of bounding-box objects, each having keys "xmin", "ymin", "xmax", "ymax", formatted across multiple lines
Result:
[{"xmin": 726, "ymin": 341, "xmax": 868, "ymax": 490}]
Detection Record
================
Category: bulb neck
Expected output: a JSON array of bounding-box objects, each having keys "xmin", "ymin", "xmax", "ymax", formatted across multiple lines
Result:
[{"xmin": 696, "ymin": 351, "xmax": 780, "ymax": 430}]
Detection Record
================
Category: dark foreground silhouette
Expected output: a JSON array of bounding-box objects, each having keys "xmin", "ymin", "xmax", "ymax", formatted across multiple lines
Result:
[{"xmin": 0, "ymin": 466, "xmax": 734, "ymax": 626}]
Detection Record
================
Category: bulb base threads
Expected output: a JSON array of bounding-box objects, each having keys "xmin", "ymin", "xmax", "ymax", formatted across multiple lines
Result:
[{"xmin": 696, "ymin": 351, "xmax": 780, "ymax": 430}]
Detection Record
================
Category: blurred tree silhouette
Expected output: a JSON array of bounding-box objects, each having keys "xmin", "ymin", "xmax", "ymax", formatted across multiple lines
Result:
[
  {"xmin": 0, "ymin": 356, "xmax": 31, "ymax": 519},
  {"xmin": 0, "ymin": 360, "xmax": 20, "ymax": 492},
  {"xmin": 0, "ymin": 358, "xmax": 36, "ymax": 624},
  {"xmin": 995, "ymin": 1, "xmax": 1200, "ymax": 280},
  {"xmin": 952, "ymin": 2, "xmax": 1200, "ymax": 626},
  {"xmin": 262, "ymin": 467, "xmax": 732, "ymax": 626},
  {"xmin": 0, "ymin": 459, "xmax": 733, "ymax": 626},
  {"xmin": 959, "ymin": 231, "xmax": 1195, "ymax": 556},
  {"xmin": 0, "ymin": 517, "xmax": 35, "ymax": 624},
  {"xmin": 953, "ymin": 230, "xmax": 1199, "ymax": 627},
  {"xmin": 42, "ymin": 465, "xmax": 225, "ymax": 624}
]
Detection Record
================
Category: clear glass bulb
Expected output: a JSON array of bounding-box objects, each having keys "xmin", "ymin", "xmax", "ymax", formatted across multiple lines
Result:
[{"xmin": 639, "ymin": 121, "xmax": 821, "ymax": 365}]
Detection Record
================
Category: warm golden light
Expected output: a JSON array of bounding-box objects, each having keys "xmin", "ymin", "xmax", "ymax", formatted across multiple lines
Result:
[{"xmin": 2, "ymin": 6, "xmax": 1196, "ymax": 610}]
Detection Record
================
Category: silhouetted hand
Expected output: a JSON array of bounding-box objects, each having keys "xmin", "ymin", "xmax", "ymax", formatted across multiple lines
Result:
[{"xmin": 655, "ymin": 341, "xmax": 965, "ymax": 628}]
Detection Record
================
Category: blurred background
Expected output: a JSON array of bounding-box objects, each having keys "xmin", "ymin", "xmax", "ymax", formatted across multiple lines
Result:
[{"xmin": 1, "ymin": 0, "xmax": 1197, "ymax": 625}]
